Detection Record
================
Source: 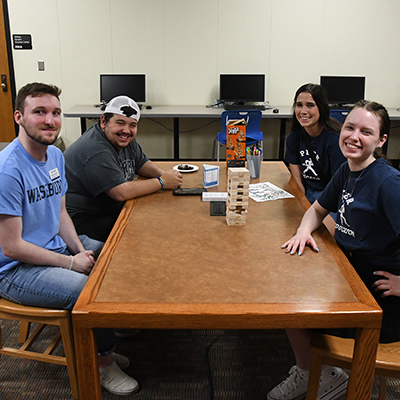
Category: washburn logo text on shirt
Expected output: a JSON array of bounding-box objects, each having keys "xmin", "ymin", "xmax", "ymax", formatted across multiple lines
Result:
[{"xmin": 26, "ymin": 178, "xmax": 62, "ymax": 203}]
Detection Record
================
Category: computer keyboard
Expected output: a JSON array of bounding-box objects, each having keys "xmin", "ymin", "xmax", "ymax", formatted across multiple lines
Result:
[{"xmin": 224, "ymin": 104, "xmax": 266, "ymax": 111}]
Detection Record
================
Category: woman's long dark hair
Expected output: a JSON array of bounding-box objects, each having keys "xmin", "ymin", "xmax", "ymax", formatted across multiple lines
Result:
[{"xmin": 291, "ymin": 83, "xmax": 341, "ymax": 132}]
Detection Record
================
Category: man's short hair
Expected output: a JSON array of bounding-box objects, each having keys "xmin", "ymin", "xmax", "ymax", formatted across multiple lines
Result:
[
  {"xmin": 15, "ymin": 82, "xmax": 62, "ymax": 114},
  {"xmin": 103, "ymin": 113, "xmax": 114, "ymax": 124}
]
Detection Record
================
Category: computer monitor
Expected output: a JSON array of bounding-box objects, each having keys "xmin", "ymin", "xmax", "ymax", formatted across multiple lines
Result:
[
  {"xmin": 219, "ymin": 74, "xmax": 265, "ymax": 104},
  {"xmin": 320, "ymin": 76, "xmax": 365, "ymax": 107},
  {"xmin": 100, "ymin": 74, "xmax": 146, "ymax": 103}
]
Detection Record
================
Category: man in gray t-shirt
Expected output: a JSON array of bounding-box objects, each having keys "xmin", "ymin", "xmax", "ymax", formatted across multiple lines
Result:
[{"xmin": 64, "ymin": 96, "xmax": 182, "ymax": 242}]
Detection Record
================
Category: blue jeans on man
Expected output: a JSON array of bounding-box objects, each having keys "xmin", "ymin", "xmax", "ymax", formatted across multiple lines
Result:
[{"xmin": 0, "ymin": 235, "xmax": 115, "ymax": 355}]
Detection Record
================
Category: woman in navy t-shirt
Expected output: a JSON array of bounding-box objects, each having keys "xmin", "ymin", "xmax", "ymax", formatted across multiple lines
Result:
[
  {"xmin": 268, "ymin": 100, "xmax": 400, "ymax": 400},
  {"xmin": 285, "ymin": 84, "xmax": 346, "ymax": 236},
  {"xmin": 285, "ymin": 83, "xmax": 346, "ymax": 202}
]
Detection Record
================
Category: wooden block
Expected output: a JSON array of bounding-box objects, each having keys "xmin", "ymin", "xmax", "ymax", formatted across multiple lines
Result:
[
  {"xmin": 226, "ymin": 207, "xmax": 248, "ymax": 215},
  {"xmin": 227, "ymin": 188, "xmax": 249, "ymax": 197},
  {"xmin": 228, "ymin": 167, "xmax": 250, "ymax": 178},
  {"xmin": 227, "ymin": 198, "xmax": 249, "ymax": 209},
  {"xmin": 228, "ymin": 180, "xmax": 250, "ymax": 188},
  {"xmin": 226, "ymin": 212, "xmax": 247, "ymax": 226},
  {"xmin": 226, "ymin": 167, "xmax": 250, "ymax": 226}
]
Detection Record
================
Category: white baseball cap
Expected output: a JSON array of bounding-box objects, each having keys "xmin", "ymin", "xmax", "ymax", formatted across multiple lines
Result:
[{"xmin": 104, "ymin": 95, "xmax": 140, "ymax": 121}]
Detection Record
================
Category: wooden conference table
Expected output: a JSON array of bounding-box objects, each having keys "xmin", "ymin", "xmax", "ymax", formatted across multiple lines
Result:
[{"xmin": 72, "ymin": 161, "xmax": 382, "ymax": 400}]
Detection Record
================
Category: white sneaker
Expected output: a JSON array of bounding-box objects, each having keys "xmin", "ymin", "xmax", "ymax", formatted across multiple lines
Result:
[
  {"xmin": 110, "ymin": 352, "xmax": 130, "ymax": 370},
  {"xmin": 100, "ymin": 362, "xmax": 139, "ymax": 396},
  {"xmin": 267, "ymin": 365, "xmax": 308, "ymax": 400},
  {"xmin": 318, "ymin": 366, "xmax": 348, "ymax": 400}
]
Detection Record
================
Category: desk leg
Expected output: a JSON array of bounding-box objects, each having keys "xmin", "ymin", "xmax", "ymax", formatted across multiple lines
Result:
[
  {"xmin": 80, "ymin": 117, "xmax": 87, "ymax": 135},
  {"xmin": 346, "ymin": 327, "xmax": 379, "ymax": 400},
  {"xmin": 173, "ymin": 117, "xmax": 179, "ymax": 161},
  {"xmin": 74, "ymin": 327, "xmax": 102, "ymax": 400},
  {"xmin": 279, "ymin": 118, "xmax": 287, "ymax": 160}
]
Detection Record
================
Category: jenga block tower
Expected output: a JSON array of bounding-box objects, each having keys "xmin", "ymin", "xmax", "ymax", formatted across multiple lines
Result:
[{"xmin": 226, "ymin": 168, "xmax": 250, "ymax": 226}]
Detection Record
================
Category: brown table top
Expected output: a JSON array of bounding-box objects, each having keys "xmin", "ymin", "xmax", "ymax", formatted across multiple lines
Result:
[
  {"xmin": 72, "ymin": 162, "xmax": 382, "ymax": 400},
  {"xmin": 73, "ymin": 162, "xmax": 381, "ymax": 330}
]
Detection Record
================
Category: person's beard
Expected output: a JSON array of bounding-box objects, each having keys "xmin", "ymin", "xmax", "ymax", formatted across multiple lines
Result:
[{"xmin": 22, "ymin": 122, "xmax": 59, "ymax": 146}]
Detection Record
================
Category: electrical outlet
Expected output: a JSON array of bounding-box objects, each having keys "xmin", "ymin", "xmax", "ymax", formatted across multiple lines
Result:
[{"xmin": 210, "ymin": 201, "xmax": 226, "ymax": 216}]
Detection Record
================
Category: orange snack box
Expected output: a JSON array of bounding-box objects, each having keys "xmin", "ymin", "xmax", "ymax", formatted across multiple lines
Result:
[{"xmin": 226, "ymin": 119, "xmax": 246, "ymax": 168}]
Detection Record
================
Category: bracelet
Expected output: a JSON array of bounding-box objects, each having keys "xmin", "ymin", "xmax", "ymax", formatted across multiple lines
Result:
[
  {"xmin": 156, "ymin": 176, "xmax": 165, "ymax": 190},
  {"xmin": 69, "ymin": 255, "xmax": 74, "ymax": 270}
]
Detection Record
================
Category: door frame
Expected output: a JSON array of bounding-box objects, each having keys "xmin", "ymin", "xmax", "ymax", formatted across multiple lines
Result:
[{"xmin": 1, "ymin": 0, "xmax": 16, "ymax": 137}]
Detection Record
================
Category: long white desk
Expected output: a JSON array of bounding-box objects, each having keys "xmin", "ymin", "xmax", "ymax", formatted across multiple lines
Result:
[
  {"xmin": 64, "ymin": 105, "xmax": 400, "ymax": 161},
  {"xmin": 64, "ymin": 105, "xmax": 293, "ymax": 160}
]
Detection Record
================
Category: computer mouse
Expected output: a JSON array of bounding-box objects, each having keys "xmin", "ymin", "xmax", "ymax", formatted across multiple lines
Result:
[
  {"xmin": 146, "ymin": 105, "xmax": 152, "ymax": 110},
  {"xmin": 273, "ymin": 108, "xmax": 279, "ymax": 113}
]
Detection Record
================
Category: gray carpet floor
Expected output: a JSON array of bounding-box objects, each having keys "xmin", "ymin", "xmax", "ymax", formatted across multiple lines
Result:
[{"xmin": 0, "ymin": 320, "xmax": 399, "ymax": 399}]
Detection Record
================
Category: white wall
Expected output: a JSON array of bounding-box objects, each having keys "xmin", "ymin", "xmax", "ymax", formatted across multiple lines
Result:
[{"xmin": 6, "ymin": 0, "xmax": 400, "ymax": 158}]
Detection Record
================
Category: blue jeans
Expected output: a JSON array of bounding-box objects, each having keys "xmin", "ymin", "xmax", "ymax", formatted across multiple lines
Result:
[{"xmin": 0, "ymin": 235, "xmax": 115, "ymax": 355}]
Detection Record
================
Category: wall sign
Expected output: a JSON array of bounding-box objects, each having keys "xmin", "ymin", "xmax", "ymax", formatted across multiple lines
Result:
[{"xmin": 13, "ymin": 34, "xmax": 32, "ymax": 50}]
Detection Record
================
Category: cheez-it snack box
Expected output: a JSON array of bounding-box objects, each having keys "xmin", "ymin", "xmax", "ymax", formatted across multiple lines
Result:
[{"xmin": 226, "ymin": 118, "xmax": 246, "ymax": 168}]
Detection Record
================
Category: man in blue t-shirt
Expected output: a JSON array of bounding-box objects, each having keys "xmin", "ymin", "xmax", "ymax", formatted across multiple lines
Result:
[{"xmin": 0, "ymin": 83, "xmax": 139, "ymax": 396}]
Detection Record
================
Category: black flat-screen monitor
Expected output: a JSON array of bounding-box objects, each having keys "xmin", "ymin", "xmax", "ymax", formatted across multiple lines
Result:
[
  {"xmin": 220, "ymin": 74, "xmax": 265, "ymax": 103},
  {"xmin": 100, "ymin": 74, "xmax": 146, "ymax": 103},
  {"xmin": 320, "ymin": 76, "xmax": 365, "ymax": 107}
]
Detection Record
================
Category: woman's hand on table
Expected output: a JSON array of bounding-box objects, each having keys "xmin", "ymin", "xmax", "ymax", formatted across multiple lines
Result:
[{"xmin": 281, "ymin": 228, "xmax": 319, "ymax": 256}]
